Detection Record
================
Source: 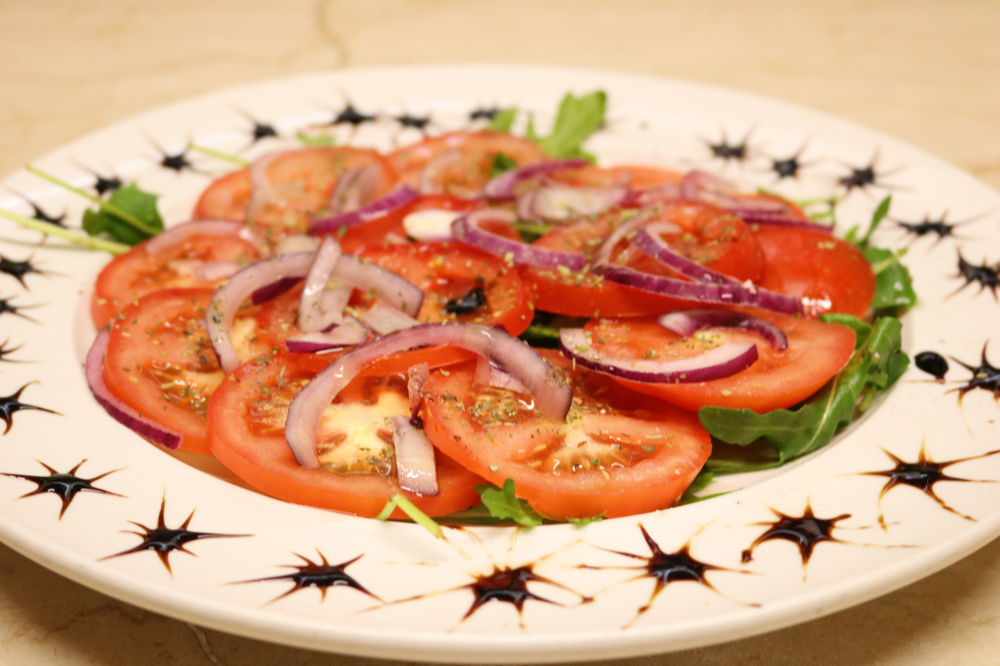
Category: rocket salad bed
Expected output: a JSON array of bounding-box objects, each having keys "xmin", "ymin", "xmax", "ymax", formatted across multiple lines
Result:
[{"xmin": 25, "ymin": 91, "xmax": 912, "ymax": 529}]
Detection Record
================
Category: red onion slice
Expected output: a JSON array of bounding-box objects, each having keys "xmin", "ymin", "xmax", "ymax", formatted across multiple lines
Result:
[
  {"xmin": 332, "ymin": 254, "xmax": 423, "ymax": 317},
  {"xmin": 250, "ymin": 276, "xmax": 303, "ymax": 305},
  {"xmin": 452, "ymin": 209, "xmax": 588, "ymax": 272},
  {"xmin": 298, "ymin": 236, "xmax": 342, "ymax": 333},
  {"xmin": 327, "ymin": 164, "xmax": 382, "ymax": 215},
  {"xmin": 635, "ymin": 182, "xmax": 683, "ymax": 205},
  {"xmin": 144, "ymin": 219, "xmax": 265, "ymax": 255},
  {"xmin": 630, "ymin": 222, "xmax": 744, "ymax": 286},
  {"xmin": 85, "ymin": 330, "xmax": 182, "ymax": 450},
  {"xmin": 735, "ymin": 209, "xmax": 835, "ymax": 233},
  {"xmin": 407, "ymin": 363, "xmax": 430, "ymax": 420},
  {"xmin": 593, "ymin": 263, "xmax": 804, "ymax": 315},
  {"xmin": 680, "ymin": 170, "xmax": 739, "ymax": 206},
  {"xmin": 402, "ymin": 209, "xmax": 461, "ymax": 242},
  {"xmin": 419, "ymin": 150, "xmax": 464, "ymax": 195},
  {"xmin": 521, "ymin": 185, "xmax": 629, "ymax": 221},
  {"xmin": 285, "ymin": 319, "xmax": 368, "ymax": 353},
  {"xmin": 246, "ymin": 151, "xmax": 286, "ymax": 223},
  {"xmin": 659, "ymin": 310, "xmax": 788, "ymax": 350},
  {"xmin": 285, "ymin": 323, "xmax": 572, "ymax": 468},
  {"xmin": 192, "ymin": 261, "xmax": 241, "ymax": 282},
  {"xmin": 390, "ymin": 415, "xmax": 439, "ymax": 496},
  {"xmin": 358, "ymin": 301, "xmax": 420, "ymax": 335},
  {"xmin": 483, "ymin": 158, "xmax": 588, "ymax": 200},
  {"xmin": 208, "ymin": 252, "xmax": 315, "ymax": 374},
  {"xmin": 310, "ymin": 184, "xmax": 419, "ymax": 236},
  {"xmin": 275, "ymin": 234, "xmax": 321, "ymax": 255},
  {"xmin": 475, "ymin": 356, "xmax": 530, "ymax": 394},
  {"xmin": 559, "ymin": 327, "xmax": 758, "ymax": 384},
  {"xmin": 592, "ymin": 210, "xmax": 658, "ymax": 265}
]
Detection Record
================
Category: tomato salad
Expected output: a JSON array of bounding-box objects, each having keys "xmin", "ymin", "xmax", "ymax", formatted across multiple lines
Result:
[{"xmin": 85, "ymin": 95, "xmax": 908, "ymax": 525}]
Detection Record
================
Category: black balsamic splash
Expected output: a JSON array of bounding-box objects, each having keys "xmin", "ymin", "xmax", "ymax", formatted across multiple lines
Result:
[
  {"xmin": 445, "ymin": 287, "xmax": 487, "ymax": 314},
  {"xmin": 951, "ymin": 344, "xmax": 1000, "ymax": 403},
  {"xmin": 395, "ymin": 113, "xmax": 431, "ymax": 132},
  {"xmin": 0, "ymin": 340, "xmax": 26, "ymax": 363},
  {"xmin": 862, "ymin": 444, "xmax": 1000, "ymax": 525},
  {"xmin": 159, "ymin": 148, "xmax": 195, "ymax": 173},
  {"xmin": 895, "ymin": 212, "xmax": 964, "ymax": 244},
  {"xmin": 914, "ymin": 351, "xmax": 948, "ymax": 381},
  {"xmin": 741, "ymin": 502, "xmax": 851, "ymax": 566},
  {"xmin": 469, "ymin": 107, "xmax": 501, "ymax": 121},
  {"xmin": 706, "ymin": 129, "xmax": 751, "ymax": 164},
  {"xmin": 93, "ymin": 173, "xmax": 124, "ymax": 196},
  {"xmin": 251, "ymin": 121, "xmax": 278, "ymax": 143},
  {"xmin": 771, "ymin": 155, "xmax": 802, "ymax": 179},
  {"xmin": 462, "ymin": 565, "xmax": 561, "ymax": 625},
  {"xmin": 0, "ymin": 383, "xmax": 59, "ymax": 434},
  {"xmin": 0, "ymin": 295, "xmax": 40, "ymax": 323},
  {"xmin": 239, "ymin": 551, "xmax": 379, "ymax": 604},
  {"xmin": 1, "ymin": 460, "xmax": 121, "ymax": 518},
  {"xmin": 952, "ymin": 252, "xmax": 1000, "ymax": 300},
  {"xmin": 102, "ymin": 496, "xmax": 249, "ymax": 574},
  {"xmin": 13, "ymin": 195, "xmax": 66, "ymax": 226},
  {"xmin": 331, "ymin": 103, "xmax": 376, "ymax": 127},
  {"xmin": 0, "ymin": 255, "xmax": 46, "ymax": 289}
]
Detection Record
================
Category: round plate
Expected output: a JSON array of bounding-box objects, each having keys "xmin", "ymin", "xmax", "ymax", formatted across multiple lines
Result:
[{"xmin": 0, "ymin": 65, "xmax": 997, "ymax": 663}]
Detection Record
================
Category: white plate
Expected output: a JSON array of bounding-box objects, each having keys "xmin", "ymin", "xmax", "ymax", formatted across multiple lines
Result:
[{"xmin": 0, "ymin": 65, "xmax": 997, "ymax": 663}]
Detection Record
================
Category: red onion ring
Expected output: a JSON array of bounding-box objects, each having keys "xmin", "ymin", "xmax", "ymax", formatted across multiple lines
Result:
[
  {"xmin": 246, "ymin": 151, "xmax": 287, "ymax": 223},
  {"xmin": 592, "ymin": 210, "xmax": 658, "ymax": 265},
  {"xmin": 659, "ymin": 309, "xmax": 788, "ymax": 350},
  {"xmin": 630, "ymin": 222, "xmax": 743, "ymax": 286},
  {"xmin": 452, "ymin": 209, "xmax": 588, "ymax": 272},
  {"xmin": 285, "ymin": 323, "xmax": 572, "ymax": 468},
  {"xmin": 85, "ymin": 330, "xmax": 182, "ymax": 450},
  {"xmin": 332, "ymin": 254, "xmax": 423, "ymax": 317},
  {"xmin": 419, "ymin": 150, "xmax": 464, "ymax": 195},
  {"xmin": 559, "ymin": 327, "xmax": 758, "ymax": 384},
  {"xmin": 475, "ymin": 356, "xmax": 530, "ymax": 394},
  {"xmin": 407, "ymin": 363, "xmax": 430, "ymax": 420},
  {"xmin": 298, "ymin": 236, "xmax": 342, "ymax": 333},
  {"xmin": 285, "ymin": 319, "xmax": 368, "ymax": 353},
  {"xmin": 390, "ymin": 415, "xmax": 439, "ymax": 496},
  {"xmin": 483, "ymin": 158, "xmax": 588, "ymax": 200},
  {"xmin": 144, "ymin": 219, "xmax": 265, "ymax": 255},
  {"xmin": 310, "ymin": 184, "xmax": 419, "ymax": 236},
  {"xmin": 736, "ymin": 210, "xmax": 835, "ymax": 233},
  {"xmin": 327, "ymin": 164, "xmax": 382, "ymax": 215},
  {"xmin": 519, "ymin": 185, "xmax": 630, "ymax": 221},
  {"xmin": 192, "ymin": 261, "xmax": 241, "ymax": 282},
  {"xmin": 358, "ymin": 301, "xmax": 420, "ymax": 335}
]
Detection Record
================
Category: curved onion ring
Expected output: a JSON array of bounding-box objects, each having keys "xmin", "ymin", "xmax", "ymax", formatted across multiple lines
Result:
[
  {"xmin": 452, "ymin": 209, "xmax": 588, "ymax": 272},
  {"xmin": 310, "ymin": 184, "xmax": 419, "ymax": 236},
  {"xmin": 518, "ymin": 185, "xmax": 630, "ymax": 221},
  {"xmin": 630, "ymin": 222, "xmax": 743, "ymax": 286},
  {"xmin": 144, "ymin": 219, "xmax": 265, "ymax": 255},
  {"xmin": 483, "ymin": 158, "xmax": 588, "ymax": 199},
  {"xmin": 327, "ymin": 164, "xmax": 382, "ymax": 215},
  {"xmin": 246, "ymin": 150, "xmax": 287, "ymax": 223},
  {"xmin": 86, "ymin": 330, "xmax": 182, "ymax": 450},
  {"xmin": 285, "ymin": 323, "xmax": 572, "ymax": 468},
  {"xmin": 659, "ymin": 309, "xmax": 788, "ymax": 350},
  {"xmin": 298, "ymin": 236, "xmax": 342, "ymax": 333},
  {"xmin": 285, "ymin": 319, "xmax": 368, "ymax": 354},
  {"xmin": 391, "ymin": 415, "xmax": 439, "ymax": 496},
  {"xmin": 559, "ymin": 327, "xmax": 758, "ymax": 384}
]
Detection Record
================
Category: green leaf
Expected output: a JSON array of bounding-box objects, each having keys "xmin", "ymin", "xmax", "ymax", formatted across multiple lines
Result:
[
  {"xmin": 856, "ymin": 195, "xmax": 892, "ymax": 248},
  {"xmin": 296, "ymin": 130, "xmax": 336, "ymax": 147},
  {"xmin": 567, "ymin": 513, "xmax": 605, "ymax": 525},
  {"xmin": 511, "ymin": 220, "xmax": 553, "ymax": 243},
  {"xmin": 863, "ymin": 246, "xmax": 917, "ymax": 310},
  {"xmin": 0, "ymin": 208, "xmax": 129, "ymax": 255},
  {"xmin": 818, "ymin": 313, "xmax": 871, "ymax": 350},
  {"xmin": 490, "ymin": 152, "xmax": 519, "ymax": 178},
  {"xmin": 698, "ymin": 316, "xmax": 909, "ymax": 463},
  {"xmin": 81, "ymin": 183, "xmax": 164, "ymax": 245},
  {"xmin": 374, "ymin": 493, "xmax": 443, "ymax": 538},
  {"xmin": 488, "ymin": 107, "xmax": 518, "ymax": 132},
  {"xmin": 532, "ymin": 91, "xmax": 606, "ymax": 162},
  {"xmin": 678, "ymin": 469, "xmax": 715, "ymax": 505},
  {"xmin": 476, "ymin": 479, "xmax": 544, "ymax": 527}
]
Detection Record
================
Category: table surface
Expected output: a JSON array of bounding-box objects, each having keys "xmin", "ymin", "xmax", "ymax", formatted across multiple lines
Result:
[{"xmin": 1, "ymin": 1, "xmax": 998, "ymax": 664}]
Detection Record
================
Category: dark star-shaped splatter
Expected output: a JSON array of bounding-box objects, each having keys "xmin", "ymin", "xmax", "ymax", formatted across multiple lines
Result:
[
  {"xmin": 0, "ymin": 383, "xmax": 59, "ymax": 434},
  {"xmin": 741, "ymin": 502, "xmax": 851, "ymax": 566},
  {"xmin": 837, "ymin": 153, "xmax": 901, "ymax": 193},
  {"xmin": 330, "ymin": 103, "xmax": 376, "ymax": 127},
  {"xmin": 1, "ymin": 460, "xmax": 121, "ymax": 518},
  {"xmin": 0, "ymin": 340, "xmax": 27, "ymax": 363},
  {"xmin": 251, "ymin": 121, "xmax": 278, "ymax": 143},
  {"xmin": 0, "ymin": 295, "xmax": 41, "ymax": 323},
  {"xmin": 238, "ymin": 551, "xmax": 379, "ymax": 604},
  {"xmin": 93, "ymin": 173, "xmax": 124, "ymax": 196},
  {"xmin": 395, "ymin": 113, "xmax": 431, "ymax": 132},
  {"xmin": 469, "ymin": 106, "xmax": 501, "ymax": 121},
  {"xmin": 862, "ymin": 444, "xmax": 1000, "ymax": 526},
  {"xmin": 159, "ymin": 148, "xmax": 195, "ymax": 173},
  {"xmin": 951, "ymin": 252, "xmax": 1000, "ymax": 300},
  {"xmin": 22, "ymin": 199, "xmax": 65, "ymax": 226},
  {"xmin": 768, "ymin": 143, "xmax": 815, "ymax": 180},
  {"xmin": 0, "ymin": 255, "xmax": 47, "ymax": 289},
  {"xmin": 705, "ymin": 129, "xmax": 753, "ymax": 164},
  {"xmin": 894, "ymin": 211, "xmax": 969, "ymax": 246},
  {"xmin": 102, "ymin": 496, "xmax": 249, "ymax": 574},
  {"xmin": 950, "ymin": 343, "xmax": 1000, "ymax": 404}
]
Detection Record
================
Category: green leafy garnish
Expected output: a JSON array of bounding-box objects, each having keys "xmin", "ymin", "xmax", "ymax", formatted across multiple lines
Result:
[
  {"xmin": 698, "ymin": 315, "xmax": 909, "ymax": 464},
  {"xmin": 490, "ymin": 152, "xmax": 519, "ymax": 177},
  {"xmin": 296, "ymin": 130, "xmax": 336, "ymax": 147},
  {"xmin": 374, "ymin": 493, "xmax": 443, "ymax": 538},
  {"xmin": 567, "ymin": 513, "xmax": 605, "ymax": 525},
  {"xmin": 476, "ymin": 479, "xmax": 544, "ymax": 527},
  {"xmin": 532, "ymin": 91, "xmax": 606, "ymax": 162},
  {"xmin": 845, "ymin": 196, "xmax": 916, "ymax": 311},
  {"xmin": 188, "ymin": 143, "xmax": 249, "ymax": 166},
  {"xmin": 82, "ymin": 183, "xmax": 165, "ymax": 245},
  {"xmin": 511, "ymin": 220, "xmax": 553, "ymax": 243},
  {"xmin": 0, "ymin": 208, "xmax": 129, "ymax": 255},
  {"xmin": 678, "ymin": 469, "xmax": 726, "ymax": 504},
  {"xmin": 488, "ymin": 107, "xmax": 518, "ymax": 132}
]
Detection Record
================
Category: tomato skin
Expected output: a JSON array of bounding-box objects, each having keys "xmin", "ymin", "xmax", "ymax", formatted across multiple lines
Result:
[
  {"xmin": 207, "ymin": 350, "xmax": 483, "ymax": 517},
  {"xmin": 422, "ymin": 351, "xmax": 712, "ymax": 519},
  {"xmin": 334, "ymin": 194, "xmax": 482, "ymax": 253},
  {"xmin": 358, "ymin": 241, "xmax": 535, "ymax": 336},
  {"xmin": 192, "ymin": 169, "xmax": 252, "ymax": 221},
  {"xmin": 91, "ymin": 224, "xmax": 263, "ymax": 327},
  {"xmin": 554, "ymin": 164, "xmax": 684, "ymax": 189},
  {"xmin": 751, "ymin": 225, "xmax": 875, "ymax": 318},
  {"xmin": 584, "ymin": 311, "xmax": 856, "ymax": 413}
]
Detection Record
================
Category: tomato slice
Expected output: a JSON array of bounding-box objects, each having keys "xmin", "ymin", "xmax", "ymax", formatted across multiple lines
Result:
[
  {"xmin": 387, "ymin": 131, "xmax": 549, "ymax": 197},
  {"xmin": 553, "ymin": 164, "xmax": 684, "ymax": 189},
  {"xmin": 192, "ymin": 169, "xmax": 252, "ymax": 221},
  {"xmin": 207, "ymin": 350, "xmax": 483, "ymax": 517},
  {"xmin": 335, "ymin": 194, "xmax": 482, "ymax": 253},
  {"xmin": 91, "ymin": 224, "xmax": 263, "ymax": 327},
  {"xmin": 357, "ymin": 241, "xmax": 535, "ymax": 336},
  {"xmin": 582, "ymin": 311, "xmax": 856, "ymax": 413},
  {"xmin": 751, "ymin": 225, "xmax": 875, "ymax": 318},
  {"xmin": 422, "ymin": 350, "xmax": 711, "ymax": 519},
  {"xmin": 103, "ymin": 288, "xmax": 271, "ymax": 455}
]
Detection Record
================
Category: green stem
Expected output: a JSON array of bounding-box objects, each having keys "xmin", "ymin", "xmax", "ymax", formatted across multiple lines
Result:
[
  {"xmin": 0, "ymin": 209, "xmax": 128, "ymax": 255},
  {"xmin": 374, "ymin": 493, "xmax": 443, "ymax": 539},
  {"xmin": 188, "ymin": 143, "xmax": 249, "ymax": 167},
  {"xmin": 26, "ymin": 165, "xmax": 159, "ymax": 236}
]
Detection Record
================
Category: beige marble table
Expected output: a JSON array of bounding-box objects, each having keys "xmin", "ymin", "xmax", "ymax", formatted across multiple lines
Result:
[{"xmin": 1, "ymin": 1, "xmax": 998, "ymax": 664}]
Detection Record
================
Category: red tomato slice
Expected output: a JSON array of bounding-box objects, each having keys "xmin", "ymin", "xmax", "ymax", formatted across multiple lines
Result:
[
  {"xmin": 752, "ymin": 225, "xmax": 875, "ymax": 318},
  {"xmin": 335, "ymin": 194, "xmax": 482, "ymax": 253},
  {"xmin": 553, "ymin": 164, "xmax": 685, "ymax": 189},
  {"xmin": 192, "ymin": 169, "xmax": 252, "ymax": 221},
  {"xmin": 583, "ymin": 311, "xmax": 856, "ymax": 413},
  {"xmin": 103, "ymin": 288, "xmax": 271, "ymax": 455},
  {"xmin": 387, "ymin": 131, "xmax": 549, "ymax": 197},
  {"xmin": 207, "ymin": 350, "xmax": 483, "ymax": 517},
  {"xmin": 422, "ymin": 350, "xmax": 711, "ymax": 519},
  {"xmin": 91, "ymin": 224, "xmax": 263, "ymax": 327},
  {"xmin": 357, "ymin": 241, "xmax": 535, "ymax": 336}
]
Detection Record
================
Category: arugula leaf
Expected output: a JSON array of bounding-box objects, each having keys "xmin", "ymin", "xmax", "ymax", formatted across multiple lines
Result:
[
  {"xmin": 488, "ymin": 107, "xmax": 518, "ymax": 132},
  {"xmin": 374, "ymin": 493, "xmax": 443, "ymax": 538},
  {"xmin": 567, "ymin": 513, "xmax": 605, "ymax": 525},
  {"xmin": 490, "ymin": 152, "xmax": 519, "ymax": 177},
  {"xmin": 531, "ymin": 91, "xmax": 606, "ymax": 162},
  {"xmin": 678, "ymin": 469, "xmax": 717, "ymax": 504},
  {"xmin": 698, "ymin": 316, "xmax": 908, "ymax": 463},
  {"xmin": 841, "ymin": 195, "xmax": 916, "ymax": 312},
  {"xmin": 476, "ymin": 479, "xmax": 544, "ymax": 527},
  {"xmin": 818, "ymin": 313, "xmax": 871, "ymax": 349},
  {"xmin": 82, "ymin": 183, "xmax": 164, "ymax": 245},
  {"xmin": 511, "ymin": 220, "xmax": 553, "ymax": 243},
  {"xmin": 296, "ymin": 130, "xmax": 336, "ymax": 147}
]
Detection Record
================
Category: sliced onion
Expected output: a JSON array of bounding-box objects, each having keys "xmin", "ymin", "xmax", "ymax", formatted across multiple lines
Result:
[
  {"xmin": 285, "ymin": 319, "xmax": 368, "ymax": 353},
  {"xmin": 407, "ymin": 363, "xmax": 430, "ymax": 420},
  {"xmin": 475, "ymin": 356, "xmax": 530, "ymax": 394},
  {"xmin": 419, "ymin": 150, "xmax": 464, "ymax": 195},
  {"xmin": 246, "ymin": 151, "xmax": 287, "ymax": 223},
  {"xmin": 358, "ymin": 301, "xmax": 420, "ymax": 335},
  {"xmin": 331, "ymin": 254, "xmax": 423, "ymax": 317},
  {"xmin": 659, "ymin": 310, "xmax": 788, "ymax": 350},
  {"xmin": 298, "ymin": 237, "xmax": 342, "ymax": 333},
  {"xmin": 208, "ymin": 252, "xmax": 314, "ymax": 374},
  {"xmin": 145, "ymin": 219, "xmax": 265, "ymax": 255},
  {"xmin": 483, "ymin": 158, "xmax": 588, "ymax": 200},
  {"xmin": 630, "ymin": 223, "xmax": 743, "ymax": 286},
  {"xmin": 402, "ymin": 208, "xmax": 461, "ymax": 242},
  {"xmin": 735, "ymin": 209, "xmax": 835, "ymax": 233},
  {"xmin": 520, "ymin": 185, "xmax": 629, "ymax": 221},
  {"xmin": 285, "ymin": 324, "xmax": 572, "ymax": 467},
  {"xmin": 275, "ymin": 234, "xmax": 321, "ymax": 255},
  {"xmin": 250, "ymin": 276, "xmax": 302, "ymax": 305},
  {"xmin": 192, "ymin": 261, "xmax": 241, "ymax": 282},
  {"xmin": 312, "ymin": 283, "xmax": 354, "ymax": 332},
  {"xmin": 390, "ymin": 415, "xmax": 439, "ymax": 496},
  {"xmin": 327, "ymin": 164, "xmax": 382, "ymax": 215},
  {"xmin": 310, "ymin": 184, "xmax": 419, "ymax": 236},
  {"xmin": 452, "ymin": 209, "xmax": 588, "ymax": 272},
  {"xmin": 635, "ymin": 182, "xmax": 683, "ymax": 205},
  {"xmin": 593, "ymin": 264, "xmax": 804, "ymax": 315},
  {"xmin": 592, "ymin": 209, "xmax": 658, "ymax": 265},
  {"xmin": 680, "ymin": 170, "xmax": 738, "ymax": 205},
  {"xmin": 559, "ymin": 328, "xmax": 758, "ymax": 384},
  {"xmin": 86, "ymin": 330, "xmax": 182, "ymax": 450}
]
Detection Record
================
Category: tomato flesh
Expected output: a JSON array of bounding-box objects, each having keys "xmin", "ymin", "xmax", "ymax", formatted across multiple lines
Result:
[
  {"xmin": 422, "ymin": 351, "xmax": 711, "ymax": 519},
  {"xmin": 192, "ymin": 169, "xmax": 252, "ymax": 222}
]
